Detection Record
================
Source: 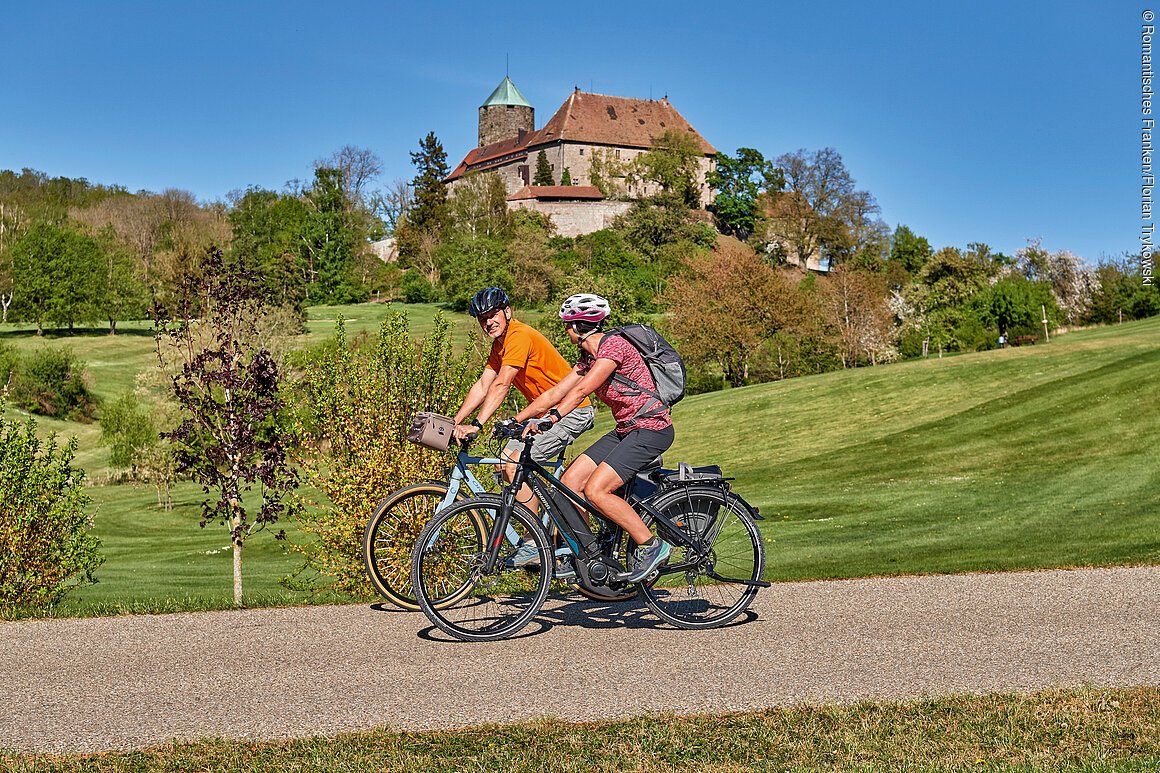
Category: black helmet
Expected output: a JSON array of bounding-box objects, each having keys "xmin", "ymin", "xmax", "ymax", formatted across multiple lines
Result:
[{"xmin": 468, "ymin": 287, "xmax": 510, "ymax": 317}]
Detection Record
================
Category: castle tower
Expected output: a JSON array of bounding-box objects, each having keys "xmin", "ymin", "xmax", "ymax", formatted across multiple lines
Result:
[{"xmin": 478, "ymin": 76, "xmax": 534, "ymax": 147}]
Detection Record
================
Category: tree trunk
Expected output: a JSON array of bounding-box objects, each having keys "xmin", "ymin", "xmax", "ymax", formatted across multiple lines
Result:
[{"xmin": 233, "ymin": 539, "xmax": 243, "ymax": 606}]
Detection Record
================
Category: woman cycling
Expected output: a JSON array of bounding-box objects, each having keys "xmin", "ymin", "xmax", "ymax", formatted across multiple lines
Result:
[{"xmin": 515, "ymin": 293, "xmax": 673, "ymax": 582}]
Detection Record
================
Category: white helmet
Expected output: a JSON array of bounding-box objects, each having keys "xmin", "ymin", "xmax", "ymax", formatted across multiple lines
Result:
[{"xmin": 559, "ymin": 293, "xmax": 611, "ymax": 324}]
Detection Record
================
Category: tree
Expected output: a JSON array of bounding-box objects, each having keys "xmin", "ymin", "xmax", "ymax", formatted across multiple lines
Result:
[
  {"xmin": 533, "ymin": 150, "xmax": 555, "ymax": 186},
  {"xmin": 706, "ymin": 148, "xmax": 783, "ymax": 239},
  {"xmin": 9, "ymin": 220, "xmax": 102, "ymax": 334},
  {"xmin": 762, "ymin": 147, "xmax": 882, "ymax": 269},
  {"xmin": 1015, "ymin": 239, "xmax": 1095, "ymax": 325},
  {"xmin": 99, "ymin": 392, "xmax": 158, "ymax": 471},
  {"xmin": 0, "ymin": 414, "xmax": 102, "ymax": 612},
  {"xmin": 374, "ymin": 178, "xmax": 413, "ymax": 235},
  {"xmin": 587, "ymin": 148, "xmax": 627, "ymax": 197},
  {"xmin": 560, "ymin": 167, "xmax": 573, "ymax": 186},
  {"xmin": 1085, "ymin": 256, "xmax": 1160, "ymax": 323},
  {"xmin": 316, "ymin": 145, "xmax": 383, "ymax": 208},
  {"xmin": 447, "ymin": 173, "xmax": 512, "ymax": 240},
  {"xmin": 301, "ymin": 168, "xmax": 364, "ymax": 304},
  {"xmin": 889, "ymin": 224, "xmax": 933, "ymax": 275},
  {"xmin": 155, "ymin": 248, "xmax": 298, "ymax": 606},
  {"xmin": 0, "ymin": 201, "xmax": 28, "ymax": 322},
  {"xmin": 227, "ymin": 188, "xmax": 310, "ymax": 310},
  {"xmin": 662, "ymin": 240, "xmax": 805, "ymax": 387},
  {"xmin": 983, "ymin": 274, "xmax": 1056, "ymax": 338},
  {"xmin": 902, "ymin": 243, "xmax": 1003, "ymax": 354},
  {"xmin": 817, "ymin": 266, "xmax": 894, "ymax": 367},
  {"xmin": 93, "ymin": 227, "xmax": 148, "ymax": 334},
  {"xmin": 630, "ymin": 129, "xmax": 703, "ymax": 208},
  {"xmin": 401, "ymin": 132, "xmax": 450, "ymax": 241}
]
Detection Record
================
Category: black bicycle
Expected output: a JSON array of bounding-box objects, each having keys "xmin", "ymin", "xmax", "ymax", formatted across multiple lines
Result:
[{"xmin": 410, "ymin": 420, "xmax": 769, "ymax": 641}]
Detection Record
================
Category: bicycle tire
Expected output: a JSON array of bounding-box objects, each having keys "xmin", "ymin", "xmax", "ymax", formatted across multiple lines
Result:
[
  {"xmin": 362, "ymin": 482, "xmax": 473, "ymax": 610},
  {"xmin": 636, "ymin": 485, "xmax": 765, "ymax": 629},
  {"xmin": 412, "ymin": 494, "xmax": 553, "ymax": 642}
]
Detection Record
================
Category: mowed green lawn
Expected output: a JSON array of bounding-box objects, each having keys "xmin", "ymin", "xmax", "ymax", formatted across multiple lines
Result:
[
  {"xmin": 4, "ymin": 310, "xmax": 1157, "ymax": 614},
  {"xmin": 654, "ymin": 315, "xmax": 1159, "ymax": 580}
]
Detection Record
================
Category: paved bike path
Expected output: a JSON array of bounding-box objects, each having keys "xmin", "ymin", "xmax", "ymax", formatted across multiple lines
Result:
[{"xmin": 2, "ymin": 566, "xmax": 1157, "ymax": 754}]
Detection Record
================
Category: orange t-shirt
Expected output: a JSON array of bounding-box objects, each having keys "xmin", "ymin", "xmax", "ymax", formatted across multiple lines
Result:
[{"xmin": 486, "ymin": 319, "xmax": 591, "ymax": 408}]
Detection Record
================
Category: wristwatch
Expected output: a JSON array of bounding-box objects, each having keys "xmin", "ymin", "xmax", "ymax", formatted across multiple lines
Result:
[
  {"xmin": 469, "ymin": 418, "xmax": 483, "ymax": 429},
  {"xmin": 547, "ymin": 408, "xmax": 562, "ymax": 424}
]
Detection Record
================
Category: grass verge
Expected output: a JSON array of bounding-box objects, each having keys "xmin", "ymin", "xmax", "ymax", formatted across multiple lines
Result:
[{"xmin": 3, "ymin": 686, "xmax": 1157, "ymax": 772}]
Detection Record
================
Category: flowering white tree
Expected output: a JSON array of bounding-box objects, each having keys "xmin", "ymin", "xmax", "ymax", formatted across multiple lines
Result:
[{"xmin": 1016, "ymin": 239, "xmax": 1096, "ymax": 325}]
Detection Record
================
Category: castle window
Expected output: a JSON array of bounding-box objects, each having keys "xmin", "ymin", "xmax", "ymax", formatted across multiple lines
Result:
[
  {"xmin": 615, "ymin": 149, "xmax": 621, "ymax": 158},
  {"xmin": 579, "ymin": 148, "xmax": 584, "ymax": 155}
]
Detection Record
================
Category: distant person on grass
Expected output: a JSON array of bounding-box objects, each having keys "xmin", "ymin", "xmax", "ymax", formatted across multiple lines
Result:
[{"xmin": 452, "ymin": 287, "xmax": 595, "ymax": 565}]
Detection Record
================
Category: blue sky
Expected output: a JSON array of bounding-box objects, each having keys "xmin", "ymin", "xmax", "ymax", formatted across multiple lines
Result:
[{"xmin": 1, "ymin": 1, "xmax": 1135, "ymax": 263}]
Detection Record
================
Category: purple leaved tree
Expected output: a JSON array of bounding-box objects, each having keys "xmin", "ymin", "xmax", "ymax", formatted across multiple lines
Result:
[{"xmin": 153, "ymin": 248, "xmax": 298, "ymax": 606}]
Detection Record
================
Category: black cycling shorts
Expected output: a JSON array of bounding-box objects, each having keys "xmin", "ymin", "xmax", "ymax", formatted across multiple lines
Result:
[{"xmin": 579, "ymin": 425, "xmax": 675, "ymax": 484}]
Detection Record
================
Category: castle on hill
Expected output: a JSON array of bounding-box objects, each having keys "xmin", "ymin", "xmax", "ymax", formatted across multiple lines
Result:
[{"xmin": 445, "ymin": 77, "xmax": 718, "ymax": 236}]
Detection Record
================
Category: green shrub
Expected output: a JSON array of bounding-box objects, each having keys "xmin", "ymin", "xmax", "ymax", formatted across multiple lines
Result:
[
  {"xmin": 99, "ymin": 393, "xmax": 158, "ymax": 470},
  {"xmin": 10, "ymin": 346, "xmax": 99, "ymax": 420},
  {"xmin": 400, "ymin": 268, "xmax": 441, "ymax": 303},
  {"xmin": 289, "ymin": 311, "xmax": 478, "ymax": 595},
  {"xmin": 0, "ymin": 415, "xmax": 102, "ymax": 612}
]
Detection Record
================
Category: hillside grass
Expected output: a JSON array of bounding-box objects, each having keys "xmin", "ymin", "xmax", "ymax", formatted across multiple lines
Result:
[
  {"xmin": 6, "ymin": 686, "xmax": 1158, "ymax": 772},
  {"xmin": 653, "ymin": 315, "xmax": 1160, "ymax": 581},
  {"xmin": 1, "ymin": 310, "xmax": 1156, "ymax": 615}
]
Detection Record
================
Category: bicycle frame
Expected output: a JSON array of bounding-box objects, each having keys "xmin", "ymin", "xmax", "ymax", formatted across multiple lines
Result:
[
  {"xmin": 482, "ymin": 432, "xmax": 708, "ymax": 580},
  {"xmin": 439, "ymin": 441, "xmax": 564, "ymax": 547}
]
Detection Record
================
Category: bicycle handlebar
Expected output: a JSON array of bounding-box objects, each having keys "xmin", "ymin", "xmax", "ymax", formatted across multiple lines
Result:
[{"xmin": 491, "ymin": 417, "xmax": 552, "ymax": 441}]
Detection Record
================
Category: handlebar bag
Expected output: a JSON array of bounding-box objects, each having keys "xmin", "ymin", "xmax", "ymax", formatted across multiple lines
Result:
[{"xmin": 408, "ymin": 412, "xmax": 455, "ymax": 451}]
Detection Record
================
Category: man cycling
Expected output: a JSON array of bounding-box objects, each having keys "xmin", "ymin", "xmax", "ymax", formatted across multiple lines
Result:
[
  {"xmin": 514, "ymin": 293, "xmax": 673, "ymax": 582},
  {"xmin": 452, "ymin": 287, "xmax": 595, "ymax": 563}
]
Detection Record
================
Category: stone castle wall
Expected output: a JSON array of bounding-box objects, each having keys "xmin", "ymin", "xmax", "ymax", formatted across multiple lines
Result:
[
  {"xmin": 507, "ymin": 199, "xmax": 633, "ymax": 238},
  {"xmin": 478, "ymin": 104, "xmax": 534, "ymax": 147}
]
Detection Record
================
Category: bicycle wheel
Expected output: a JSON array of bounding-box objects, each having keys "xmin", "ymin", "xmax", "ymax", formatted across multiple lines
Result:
[
  {"xmin": 637, "ymin": 485, "xmax": 765, "ymax": 629},
  {"xmin": 362, "ymin": 483, "xmax": 472, "ymax": 610},
  {"xmin": 412, "ymin": 495, "xmax": 553, "ymax": 642}
]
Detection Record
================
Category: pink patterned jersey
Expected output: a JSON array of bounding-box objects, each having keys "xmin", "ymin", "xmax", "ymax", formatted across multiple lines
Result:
[{"xmin": 578, "ymin": 334, "xmax": 672, "ymax": 434}]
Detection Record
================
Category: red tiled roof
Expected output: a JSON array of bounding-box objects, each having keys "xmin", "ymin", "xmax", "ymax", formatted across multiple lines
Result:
[
  {"xmin": 447, "ymin": 132, "xmax": 535, "ymax": 181},
  {"xmin": 530, "ymin": 91, "xmax": 716, "ymax": 154},
  {"xmin": 447, "ymin": 90, "xmax": 716, "ymax": 181},
  {"xmin": 506, "ymin": 185, "xmax": 604, "ymax": 201}
]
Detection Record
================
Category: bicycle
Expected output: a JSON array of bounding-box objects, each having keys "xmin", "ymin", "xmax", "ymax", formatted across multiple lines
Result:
[
  {"xmin": 410, "ymin": 420, "xmax": 769, "ymax": 642},
  {"xmin": 362, "ymin": 435, "xmax": 636, "ymax": 610}
]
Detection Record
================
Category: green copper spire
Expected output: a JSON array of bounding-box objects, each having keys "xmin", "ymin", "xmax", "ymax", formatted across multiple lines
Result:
[{"xmin": 481, "ymin": 76, "xmax": 532, "ymax": 108}]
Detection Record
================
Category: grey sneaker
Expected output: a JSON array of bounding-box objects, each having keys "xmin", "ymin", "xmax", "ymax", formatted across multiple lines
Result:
[
  {"xmin": 504, "ymin": 540, "xmax": 540, "ymax": 568},
  {"xmin": 554, "ymin": 556, "xmax": 577, "ymax": 580},
  {"xmin": 626, "ymin": 538, "xmax": 671, "ymax": 582}
]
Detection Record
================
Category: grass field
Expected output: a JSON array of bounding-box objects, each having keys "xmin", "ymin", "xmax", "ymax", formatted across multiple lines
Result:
[
  {"xmin": 2, "ymin": 309, "xmax": 1157, "ymax": 615},
  {"xmin": 6, "ymin": 686, "xmax": 1158, "ymax": 771}
]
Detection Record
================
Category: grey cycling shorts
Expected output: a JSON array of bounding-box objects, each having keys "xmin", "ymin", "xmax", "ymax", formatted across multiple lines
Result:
[{"xmin": 503, "ymin": 406, "xmax": 595, "ymax": 465}]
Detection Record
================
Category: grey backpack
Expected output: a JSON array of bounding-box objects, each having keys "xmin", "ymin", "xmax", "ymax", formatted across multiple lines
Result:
[{"xmin": 606, "ymin": 324, "xmax": 687, "ymax": 420}]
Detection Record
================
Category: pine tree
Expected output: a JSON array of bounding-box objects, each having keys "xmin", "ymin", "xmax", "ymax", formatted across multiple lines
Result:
[
  {"xmin": 560, "ymin": 168, "xmax": 573, "ymax": 186},
  {"xmin": 408, "ymin": 132, "xmax": 450, "ymax": 235},
  {"xmin": 533, "ymin": 151, "xmax": 554, "ymax": 186}
]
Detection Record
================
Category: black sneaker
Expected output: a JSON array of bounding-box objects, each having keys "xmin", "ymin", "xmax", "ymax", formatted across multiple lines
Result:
[{"xmin": 626, "ymin": 538, "xmax": 671, "ymax": 582}]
